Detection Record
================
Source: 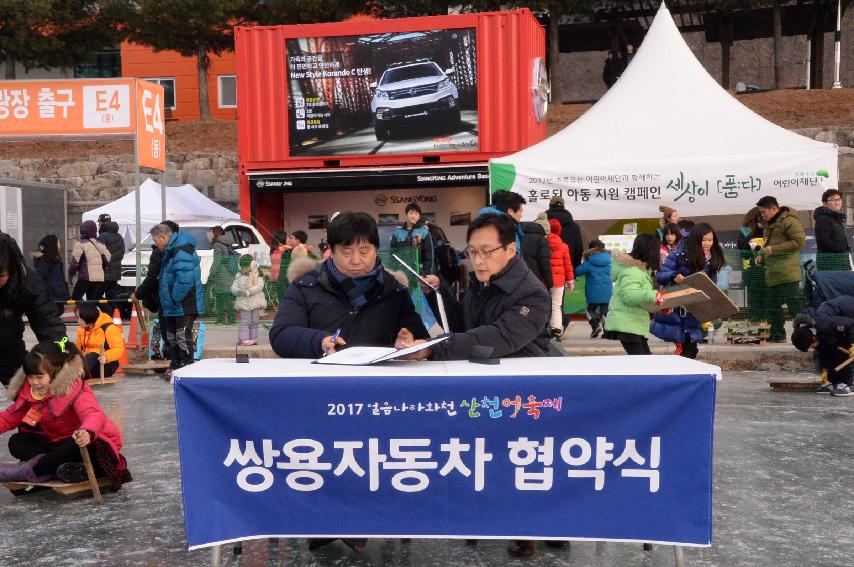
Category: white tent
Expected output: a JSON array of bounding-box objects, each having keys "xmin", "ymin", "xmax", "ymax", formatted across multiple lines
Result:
[
  {"xmin": 82, "ymin": 179, "xmax": 239, "ymax": 249},
  {"xmin": 490, "ymin": 3, "xmax": 838, "ymax": 221}
]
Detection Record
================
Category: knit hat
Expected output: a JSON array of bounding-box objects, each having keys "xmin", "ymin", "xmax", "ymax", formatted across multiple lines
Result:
[
  {"xmin": 549, "ymin": 195, "xmax": 564, "ymax": 207},
  {"xmin": 790, "ymin": 325, "xmax": 816, "ymax": 352},
  {"xmin": 549, "ymin": 218, "xmax": 562, "ymax": 235},
  {"xmin": 659, "ymin": 204, "xmax": 676, "ymax": 220},
  {"xmin": 534, "ymin": 212, "xmax": 550, "ymax": 234}
]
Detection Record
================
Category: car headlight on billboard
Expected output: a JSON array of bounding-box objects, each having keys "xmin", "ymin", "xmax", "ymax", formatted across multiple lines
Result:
[
  {"xmin": 439, "ymin": 78, "xmax": 450, "ymax": 89},
  {"xmin": 376, "ymin": 90, "xmax": 389, "ymax": 99}
]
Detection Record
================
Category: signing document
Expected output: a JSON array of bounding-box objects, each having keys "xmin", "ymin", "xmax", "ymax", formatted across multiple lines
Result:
[{"xmin": 314, "ymin": 335, "xmax": 449, "ymax": 366}]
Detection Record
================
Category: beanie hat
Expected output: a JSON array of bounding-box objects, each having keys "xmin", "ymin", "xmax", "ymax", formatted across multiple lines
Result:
[
  {"xmin": 549, "ymin": 195, "xmax": 564, "ymax": 207},
  {"xmin": 790, "ymin": 325, "xmax": 815, "ymax": 352},
  {"xmin": 549, "ymin": 218, "xmax": 562, "ymax": 235},
  {"xmin": 659, "ymin": 204, "xmax": 676, "ymax": 220},
  {"xmin": 534, "ymin": 212, "xmax": 550, "ymax": 234}
]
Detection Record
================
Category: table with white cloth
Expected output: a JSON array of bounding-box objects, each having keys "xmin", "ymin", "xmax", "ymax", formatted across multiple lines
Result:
[{"xmin": 173, "ymin": 356, "xmax": 719, "ymax": 552}]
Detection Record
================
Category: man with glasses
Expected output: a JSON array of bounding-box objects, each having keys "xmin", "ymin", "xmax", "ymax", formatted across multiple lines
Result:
[
  {"xmin": 401, "ymin": 213, "xmax": 551, "ymax": 361},
  {"xmin": 814, "ymin": 189, "xmax": 851, "ymax": 271}
]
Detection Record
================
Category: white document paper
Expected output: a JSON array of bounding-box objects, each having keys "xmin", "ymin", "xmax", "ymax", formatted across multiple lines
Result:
[{"xmin": 313, "ymin": 336, "xmax": 450, "ymax": 366}]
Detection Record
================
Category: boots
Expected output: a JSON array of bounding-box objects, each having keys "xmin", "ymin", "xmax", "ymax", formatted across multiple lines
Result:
[
  {"xmin": 507, "ymin": 540, "xmax": 536, "ymax": 557},
  {"xmin": 0, "ymin": 455, "xmax": 53, "ymax": 483}
]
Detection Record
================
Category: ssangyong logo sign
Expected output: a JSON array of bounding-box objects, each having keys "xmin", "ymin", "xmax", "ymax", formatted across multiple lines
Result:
[
  {"xmin": 256, "ymin": 179, "xmax": 266, "ymax": 188},
  {"xmin": 374, "ymin": 194, "xmax": 388, "ymax": 206}
]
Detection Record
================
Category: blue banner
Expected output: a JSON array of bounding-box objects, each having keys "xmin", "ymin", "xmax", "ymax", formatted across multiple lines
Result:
[{"xmin": 174, "ymin": 370, "xmax": 715, "ymax": 549}]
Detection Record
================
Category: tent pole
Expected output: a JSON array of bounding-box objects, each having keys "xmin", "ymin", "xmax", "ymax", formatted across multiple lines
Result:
[
  {"xmin": 134, "ymin": 133, "xmax": 142, "ymax": 288},
  {"xmin": 161, "ymin": 166, "xmax": 167, "ymax": 221}
]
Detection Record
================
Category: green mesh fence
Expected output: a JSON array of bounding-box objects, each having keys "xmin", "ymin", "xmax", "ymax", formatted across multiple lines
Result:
[
  {"xmin": 200, "ymin": 247, "xmax": 424, "ymax": 324},
  {"xmin": 720, "ymin": 250, "xmax": 851, "ymax": 338}
]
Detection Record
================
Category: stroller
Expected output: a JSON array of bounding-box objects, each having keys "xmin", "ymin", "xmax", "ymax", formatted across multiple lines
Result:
[{"xmin": 803, "ymin": 259, "xmax": 854, "ymax": 309}]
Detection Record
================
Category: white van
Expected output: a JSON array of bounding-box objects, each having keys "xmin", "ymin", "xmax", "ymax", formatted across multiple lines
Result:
[{"xmin": 119, "ymin": 221, "xmax": 268, "ymax": 291}]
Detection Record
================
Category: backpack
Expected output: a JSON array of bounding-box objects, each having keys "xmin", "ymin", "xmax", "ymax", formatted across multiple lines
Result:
[{"xmin": 433, "ymin": 239, "xmax": 460, "ymax": 292}]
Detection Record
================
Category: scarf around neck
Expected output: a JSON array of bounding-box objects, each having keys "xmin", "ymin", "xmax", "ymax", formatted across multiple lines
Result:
[{"xmin": 325, "ymin": 258, "xmax": 385, "ymax": 308}]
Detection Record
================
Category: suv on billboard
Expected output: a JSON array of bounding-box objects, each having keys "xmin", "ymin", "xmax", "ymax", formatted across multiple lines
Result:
[{"xmin": 370, "ymin": 61, "xmax": 460, "ymax": 141}]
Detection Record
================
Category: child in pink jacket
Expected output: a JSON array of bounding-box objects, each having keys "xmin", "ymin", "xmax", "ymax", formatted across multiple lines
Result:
[{"xmin": 0, "ymin": 338, "xmax": 132, "ymax": 490}]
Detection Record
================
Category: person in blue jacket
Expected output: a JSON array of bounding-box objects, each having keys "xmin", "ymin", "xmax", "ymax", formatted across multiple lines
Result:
[
  {"xmin": 574, "ymin": 239, "xmax": 613, "ymax": 338},
  {"xmin": 650, "ymin": 223, "xmax": 726, "ymax": 359},
  {"xmin": 152, "ymin": 223, "xmax": 204, "ymax": 373},
  {"xmin": 477, "ymin": 190, "xmax": 525, "ymax": 253},
  {"xmin": 389, "ymin": 202, "xmax": 434, "ymax": 275}
]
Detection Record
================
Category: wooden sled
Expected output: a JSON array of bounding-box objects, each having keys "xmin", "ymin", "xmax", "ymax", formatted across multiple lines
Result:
[
  {"xmin": 123, "ymin": 360, "xmax": 170, "ymax": 375},
  {"xmin": 664, "ymin": 272, "xmax": 740, "ymax": 322},
  {"xmin": 2, "ymin": 446, "xmax": 106, "ymax": 503},
  {"xmin": 769, "ymin": 379, "xmax": 824, "ymax": 391}
]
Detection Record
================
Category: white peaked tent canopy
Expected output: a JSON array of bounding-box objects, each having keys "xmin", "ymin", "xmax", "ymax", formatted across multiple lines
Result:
[
  {"xmin": 490, "ymin": 3, "xmax": 839, "ymax": 221},
  {"xmin": 83, "ymin": 179, "xmax": 239, "ymax": 249}
]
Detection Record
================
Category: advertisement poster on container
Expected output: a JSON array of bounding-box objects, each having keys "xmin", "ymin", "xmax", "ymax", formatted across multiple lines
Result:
[{"xmin": 286, "ymin": 28, "xmax": 478, "ymax": 157}]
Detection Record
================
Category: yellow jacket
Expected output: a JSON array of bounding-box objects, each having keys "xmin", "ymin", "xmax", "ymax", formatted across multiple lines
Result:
[{"xmin": 76, "ymin": 311, "xmax": 126, "ymax": 364}]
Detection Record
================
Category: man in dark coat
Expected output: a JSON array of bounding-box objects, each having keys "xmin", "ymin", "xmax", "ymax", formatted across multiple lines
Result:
[
  {"xmin": 0, "ymin": 232, "xmax": 67, "ymax": 386},
  {"xmin": 97, "ymin": 214, "xmax": 126, "ymax": 311},
  {"xmin": 546, "ymin": 196, "xmax": 583, "ymax": 269},
  {"xmin": 401, "ymin": 214, "xmax": 551, "ymax": 361},
  {"xmin": 602, "ymin": 50, "xmax": 621, "ymax": 88},
  {"xmin": 792, "ymin": 295, "xmax": 854, "ymax": 396},
  {"xmin": 269, "ymin": 212, "xmax": 429, "ymax": 360},
  {"xmin": 814, "ymin": 189, "xmax": 851, "ymax": 271},
  {"xmin": 520, "ymin": 219, "xmax": 553, "ymax": 288}
]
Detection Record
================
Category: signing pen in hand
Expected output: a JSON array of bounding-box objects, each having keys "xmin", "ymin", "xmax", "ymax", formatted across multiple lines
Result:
[{"xmin": 324, "ymin": 328, "xmax": 343, "ymax": 357}]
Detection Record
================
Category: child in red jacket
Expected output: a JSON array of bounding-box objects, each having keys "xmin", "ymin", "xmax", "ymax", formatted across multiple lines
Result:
[
  {"xmin": 546, "ymin": 218, "xmax": 575, "ymax": 338},
  {"xmin": 0, "ymin": 338, "xmax": 131, "ymax": 490}
]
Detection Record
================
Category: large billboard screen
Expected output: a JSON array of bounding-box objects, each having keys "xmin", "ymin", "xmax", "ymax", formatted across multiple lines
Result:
[{"xmin": 286, "ymin": 28, "xmax": 478, "ymax": 157}]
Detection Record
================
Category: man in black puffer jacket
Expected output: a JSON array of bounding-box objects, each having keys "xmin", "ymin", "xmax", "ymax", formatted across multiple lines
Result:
[
  {"xmin": 546, "ymin": 196, "xmax": 583, "ymax": 269},
  {"xmin": 0, "ymin": 232, "xmax": 67, "ymax": 387},
  {"xmin": 269, "ymin": 212, "xmax": 429, "ymax": 359},
  {"xmin": 814, "ymin": 189, "xmax": 851, "ymax": 271},
  {"xmin": 97, "ymin": 214, "xmax": 126, "ymax": 310}
]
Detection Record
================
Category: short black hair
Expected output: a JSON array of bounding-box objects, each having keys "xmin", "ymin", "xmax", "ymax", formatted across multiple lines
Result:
[
  {"xmin": 677, "ymin": 219, "xmax": 695, "ymax": 232},
  {"xmin": 162, "ymin": 220, "xmax": 180, "ymax": 233},
  {"xmin": 588, "ymin": 239, "xmax": 605, "ymax": 250},
  {"xmin": 630, "ymin": 233, "xmax": 661, "ymax": 272},
  {"xmin": 292, "ymin": 230, "xmax": 308, "ymax": 244},
  {"xmin": 404, "ymin": 203, "xmax": 422, "ymax": 215},
  {"xmin": 822, "ymin": 189, "xmax": 842, "ymax": 203},
  {"xmin": 77, "ymin": 303, "xmax": 101, "ymax": 324},
  {"xmin": 327, "ymin": 212, "xmax": 379, "ymax": 250},
  {"xmin": 756, "ymin": 196, "xmax": 779, "ymax": 208},
  {"xmin": 791, "ymin": 325, "xmax": 815, "ymax": 352},
  {"xmin": 494, "ymin": 190, "xmax": 526, "ymax": 213},
  {"xmin": 467, "ymin": 213, "xmax": 516, "ymax": 248}
]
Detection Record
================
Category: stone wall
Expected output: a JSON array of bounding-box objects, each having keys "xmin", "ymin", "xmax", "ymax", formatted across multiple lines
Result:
[{"xmin": 0, "ymin": 152, "xmax": 238, "ymax": 245}]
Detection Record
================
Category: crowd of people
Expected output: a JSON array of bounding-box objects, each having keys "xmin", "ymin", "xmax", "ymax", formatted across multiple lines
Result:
[{"xmin": 0, "ymin": 183, "xmax": 850, "ymax": 541}]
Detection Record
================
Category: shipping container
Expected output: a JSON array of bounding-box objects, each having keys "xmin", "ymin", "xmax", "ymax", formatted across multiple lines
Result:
[{"xmin": 235, "ymin": 9, "xmax": 547, "ymax": 242}]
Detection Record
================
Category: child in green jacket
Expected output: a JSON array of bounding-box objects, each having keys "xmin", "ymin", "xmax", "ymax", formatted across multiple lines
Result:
[{"xmin": 604, "ymin": 234, "xmax": 666, "ymax": 355}]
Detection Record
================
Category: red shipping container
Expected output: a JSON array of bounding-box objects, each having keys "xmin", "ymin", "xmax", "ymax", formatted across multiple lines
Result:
[{"xmin": 235, "ymin": 9, "xmax": 546, "ymax": 234}]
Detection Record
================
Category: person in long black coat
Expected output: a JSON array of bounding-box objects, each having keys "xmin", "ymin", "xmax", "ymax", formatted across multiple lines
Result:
[
  {"xmin": 32, "ymin": 234, "xmax": 69, "ymax": 312},
  {"xmin": 520, "ymin": 218, "xmax": 553, "ymax": 289},
  {"xmin": 0, "ymin": 232, "xmax": 67, "ymax": 386},
  {"xmin": 814, "ymin": 189, "xmax": 851, "ymax": 271}
]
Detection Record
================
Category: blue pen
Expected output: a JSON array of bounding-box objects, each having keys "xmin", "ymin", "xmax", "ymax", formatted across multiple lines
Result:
[{"xmin": 324, "ymin": 328, "xmax": 342, "ymax": 356}]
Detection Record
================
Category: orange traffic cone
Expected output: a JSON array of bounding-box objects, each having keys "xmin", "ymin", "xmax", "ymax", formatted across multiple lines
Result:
[{"xmin": 112, "ymin": 308, "xmax": 122, "ymax": 326}]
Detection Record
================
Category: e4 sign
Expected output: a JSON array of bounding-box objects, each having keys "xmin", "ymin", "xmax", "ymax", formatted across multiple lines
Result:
[{"xmin": 136, "ymin": 80, "xmax": 166, "ymax": 171}]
